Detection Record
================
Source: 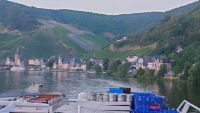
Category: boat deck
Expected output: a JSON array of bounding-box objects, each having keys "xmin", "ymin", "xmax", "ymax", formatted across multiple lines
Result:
[{"xmin": 55, "ymin": 101, "xmax": 130, "ymax": 113}]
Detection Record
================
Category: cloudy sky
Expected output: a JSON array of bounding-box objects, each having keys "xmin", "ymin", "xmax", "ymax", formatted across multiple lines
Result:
[{"xmin": 9, "ymin": 0, "xmax": 198, "ymax": 15}]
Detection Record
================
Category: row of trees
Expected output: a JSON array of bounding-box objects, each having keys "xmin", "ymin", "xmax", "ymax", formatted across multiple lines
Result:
[
  {"xmin": 86, "ymin": 59, "xmax": 131, "ymax": 76},
  {"xmin": 87, "ymin": 55, "xmax": 200, "ymax": 85},
  {"xmin": 87, "ymin": 59, "xmax": 169, "ymax": 79},
  {"xmin": 173, "ymin": 42, "xmax": 200, "ymax": 84},
  {"xmin": 86, "ymin": 61, "xmax": 103, "ymax": 74},
  {"xmin": 135, "ymin": 65, "xmax": 167, "ymax": 79}
]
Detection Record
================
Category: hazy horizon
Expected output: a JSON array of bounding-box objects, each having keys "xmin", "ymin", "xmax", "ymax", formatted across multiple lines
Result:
[{"xmin": 8, "ymin": 0, "xmax": 198, "ymax": 15}]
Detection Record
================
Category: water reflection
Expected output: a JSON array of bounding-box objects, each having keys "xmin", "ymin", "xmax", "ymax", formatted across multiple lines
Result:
[
  {"xmin": 156, "ymin": 80, "xmax": 200, "ymax": 108},
  {"xmin": 0, "ymin": 71, "xmax": 199, "ymax": 108}
]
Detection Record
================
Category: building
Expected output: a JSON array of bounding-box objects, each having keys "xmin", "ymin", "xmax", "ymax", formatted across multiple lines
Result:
[
  {"xmin": 62, "ymin": 63, "xmax": 70, "ymax": 70},
  {"xmin": 53, "ymin": 62, "xmax": 57, "ymax": 69},
  {"xmin": 116, "ymin": 36, "xmax": 128, "ymax": 42},
  {"xmin": 176, "ymin": 46, "xmax": 183, "ymax": 53},
  {"xmin": 52, "ymin": 57, "xmax": 70, "ymax": 70},
  {"xmin": 57, "ymin": 56, "xmax": 63, "ymax": 69},
  {"xmin": 5, "ymin": 57, "xmax": 11, "ymax": 65},
  {"xmin": 80, "ymin": 63, "xmax": 87, "ymax": 71},
  {"xmin": 14, "ymin": 48, "xmax": 21, "ymax": 66},
  {"xmin": 147, "ymin": 59, "xmax": 163, "ymax": 71},
  {"xmin": 127, "ymin": 56, "xmax": 138, "ymax": 63},
  {"xmin": 135, "ymin": 58, "xmax": 145, "ymax": 69},
  {"xmin": 28, "ymin": 58, "xmax": 44, "ymax": 66}
]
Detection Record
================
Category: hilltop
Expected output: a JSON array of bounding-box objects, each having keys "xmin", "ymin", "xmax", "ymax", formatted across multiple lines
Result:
[
  {"xmin": 91, "ymin": 1, "xmax": 200, "ymax": 80},
  {"xmin": 0, "ymin": 0, "xmax": 199, "ymax": 58}
]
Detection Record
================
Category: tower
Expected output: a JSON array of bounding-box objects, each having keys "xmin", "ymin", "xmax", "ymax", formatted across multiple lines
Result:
[{"xmin": 14, "ymin": 48, "xmax": 21, "ymax": 66}]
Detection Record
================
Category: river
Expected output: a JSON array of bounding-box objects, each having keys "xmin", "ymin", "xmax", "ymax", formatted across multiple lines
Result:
[{"xmin": 0, "ymin": 71, "xmax": 199, "ymax": 109}]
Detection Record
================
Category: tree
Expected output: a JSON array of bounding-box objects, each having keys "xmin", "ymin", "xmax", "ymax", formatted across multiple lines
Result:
[
  {"xmin": 46, "ymin": 57, "xmax": 56, "ymax": 68},
  {"xmin": 103, "ymin": 59, "xmax": 109, "ymax": 71},
  {"xmin": 109, "ymin": 60, "xmax": 121, "ymax": 73},
  {"xmin": 180, "ymin": 62, "xmax": 192, "ymax": 80},
  {"xmin": 157, "ymin": 65, "xmax": 167, "ymax": 77},
  {"xmin": 144, "ymin": 69, "xmax": 155, "ymax": 77},
  {"xmin": 94, "ymin": 64, "xmax": 102, "ymax": 74},
  {"xmin": 117, "ymin": 63, "xmax": 130, "ymax": 76},
  {"xmin": 86, "ymin": 61, "xmax": 94, "ymax": 70},
  {"xmin": 136, "ymin": 68, "xmax": 146, "ymax": 77},
  {"xmin": 188, "ymin": 62, "xmax": 200, "ymax": 83}
]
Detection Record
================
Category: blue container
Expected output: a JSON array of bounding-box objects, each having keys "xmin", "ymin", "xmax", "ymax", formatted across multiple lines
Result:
[
  {"xmin": 108, "ymin": 87, "xmax": 124, "ymax": 93},
  {"xmin": 131, "ymin": 92, "xmax": 178, "ymax": 113}
]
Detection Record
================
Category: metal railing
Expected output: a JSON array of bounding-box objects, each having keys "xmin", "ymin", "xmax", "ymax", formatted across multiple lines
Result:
[{"xmin": 177, "ymin": 100, "xmax": 200, "ymax": 113}]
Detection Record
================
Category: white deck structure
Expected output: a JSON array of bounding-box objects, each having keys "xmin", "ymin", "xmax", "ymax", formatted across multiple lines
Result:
[
  {"xmin": 0, "ymin": 101, "xmax": 50, "ymax": 113},
  {"xmin": 177, "ymin": 100, "xmax": 200, "ymax": 113},
  {"xmin": 55, "ymin": 101, "xmax": 130, "ymax": 113}
]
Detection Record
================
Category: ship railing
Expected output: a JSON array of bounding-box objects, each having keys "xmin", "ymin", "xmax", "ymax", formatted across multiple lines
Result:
[
  {"xmin": 177, "ymin": 100, "xmax": 200, "ymax": 113},
  {"xmin": 0, "ymin": 98, "xmax": 23, "ymax": 113}
]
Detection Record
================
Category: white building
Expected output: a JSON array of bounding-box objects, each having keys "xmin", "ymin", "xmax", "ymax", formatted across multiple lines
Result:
[
  {"xmin": 176, "ymin": 46, "xmax": 183, "ymax": 53},
  {"xmin": 28, "ymin": 59, "xmax": 43, "ymax": 66},
  {"xmin": 81, "ymin": 64, "xmax": 87, "ymax": 71},
  {"xmin": 53, "ymin": 62, "xmax": 57, "ymax": 69},
  {"xmin": 127, "ymin": 56, "xmax": 138, "ymax": 63},
  {"xmin": 147, "ymin": 59, "xmax": 163, "ymax": 71},
  {"xmin": 135, "ymin": 58, "xmax": 145, "ymax": 69},
  {"xmin": 116, "ymin": 36, "xmax": 128, "ymax": 42},
  {"xmin": 5, "ymin": 57, "xmax": 11, "ymax": 65}
]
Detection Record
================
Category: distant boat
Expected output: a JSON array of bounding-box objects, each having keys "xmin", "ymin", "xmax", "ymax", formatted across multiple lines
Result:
[{"xmin": 10, "ymin": 66, "xmax": 25, "ymax": 71}]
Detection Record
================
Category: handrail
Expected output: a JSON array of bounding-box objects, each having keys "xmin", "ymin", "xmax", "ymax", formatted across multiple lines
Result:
[
  {"xmin": 0, "ymin": 103, "xmax": 16, "ymax": 113},
  {"xmin": 0, "ymin": 98, "xmax": 23, "ymax": 113},
  {"xmin": 177, "ymin": 100, "xmax": 200, "ymax": 113}
]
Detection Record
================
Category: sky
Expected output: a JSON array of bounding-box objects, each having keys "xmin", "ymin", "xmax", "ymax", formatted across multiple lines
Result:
[{"xmin": 9, "ymin": 0, "xmax": 198, "ymax": 15}]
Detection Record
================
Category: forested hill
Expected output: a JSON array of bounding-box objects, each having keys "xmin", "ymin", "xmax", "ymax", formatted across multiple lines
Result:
[
  {"xmin": 0, "ymin": 0, "xmax": 199, "ymax": 58},
  {"xmin": 114, "ymin": 1, "xmax": 200, "ymax": 81},
  {"xmin": 0, "ymin": 0, "xmax": 199, "ymax": 35}
]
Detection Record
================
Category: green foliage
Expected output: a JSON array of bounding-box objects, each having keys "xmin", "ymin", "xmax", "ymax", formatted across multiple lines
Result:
[
  {"xmin": 144, "ymin": 69, "xmax": 155, "ymax": 78},
  {"xmin": 135, "ymin": 68, "xmax": 155, "ymax": 79},
  {"xmin": 102, "ymin": 59, "xmax": 109, "ymax": 71},
  {"xmin": 89, "ymin": 46, "xmax": 133, "ymax": 60},
  {"xmin": 85, "ymin": 46, "xmax": 153, "ymax": 60},
  {"xmin": 82, "ymin": 34, "xmax": 109, "ymax": 47},
  {"xmin": 109, "ymin": 60, "xmax": 121, "ymax": 73},
  {"xmin": 114, "ymin": 41, "xmax": 128, "ymax": 48},
  {"xmin": 86, "ymin": 61, "xmax": 94, "ymax": 70},
  {"xmin": 136, "ymin": 68, "xmax": 146, "ymax": 77},
  {"xmin": 179, "ymin": 62, "xmax": 192, "ymax": 80},
  {"xmin": 117, "ymin": 2, "xmax": 200, "ymax": 82},
  {"xmin": 0, "ymin": 24, "xmax": 110, "ymax": 58},
  {"xmin": 0, "ymin": 34, "xmax": 24, "ymax": 57},
  {"xmin": 188, "ymin": 62, "xmax": 200, "ymax": 85},
  {"xmin": 0, "ymin": 0, "xmax": 199, "ymax": 59},
  {"xmin": 173, "ymin": 42, "xmax": 200, "ymax": 75},
  {"xmin": 157, "ymin": 65, "xmax": 167, "ymax": 77},
  {"xmin": 94, "ymin": 64, "xmax": 102, "ymax": 74},
  {"xmin": 0, "ymin": 0, "xmax": 167, "ymax": 35},
  {"xmin": 126, "ymin": 2, "xmax": 200, "ymax": 55},
  {"xmin": 103, "ymin": 60, "xmax": 130, "ymax": 77},
  {"xmin": 46, "ymin": 58, "xmax": 56, "ymax": 68},
  {"xmin": 53, "ymin": 26, "xmax": 85, "ymax": 54},
  {"xmin": 117, "ymin": 63, "xmax": 130, "ymax": 76}
]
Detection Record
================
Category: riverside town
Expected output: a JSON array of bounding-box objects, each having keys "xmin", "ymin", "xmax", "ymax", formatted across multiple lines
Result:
[{"xmin": 0, "ymin": 0, "xmax": 200, "ymax": 112}]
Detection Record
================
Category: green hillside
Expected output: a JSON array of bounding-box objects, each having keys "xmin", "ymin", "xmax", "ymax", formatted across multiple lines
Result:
[
  {"xmin": 83, "ymin": 45, "xmax": 153, "ymax": 60},
  {"xmin": 0, "ymin": 0, "xmax": 163, "ymax": 35},
  {"xmin": 0, "ymin": 21, "xmax": 109, "ymax": 58},
  {"xmin": 1, "ymin": 0, "xmax": 199, "ymax": 35},
  {"xmin": 0, "ymin": 0, "xmax": 199, "ymax": 58},
  {"xmin": 113, "ymin": 1, "xmax": 200, "ymax": 81}
]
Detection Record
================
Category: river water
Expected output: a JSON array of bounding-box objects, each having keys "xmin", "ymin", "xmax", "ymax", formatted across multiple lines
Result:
[{"xmin": 0, "ymin": 71, "xmax": 199, "ymax": 109}]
